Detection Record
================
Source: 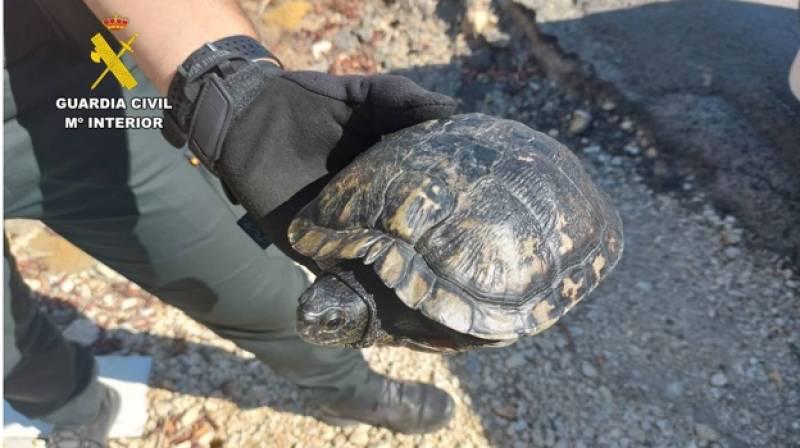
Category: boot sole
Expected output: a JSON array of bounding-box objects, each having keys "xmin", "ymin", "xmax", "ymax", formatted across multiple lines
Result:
[
  {"xmin": 317, "ymin": 415, "xmax": 360, "ymax": 427},
  {"xmin": 317, "ymin": 413, "xmax": 451, "ymax": 434}
]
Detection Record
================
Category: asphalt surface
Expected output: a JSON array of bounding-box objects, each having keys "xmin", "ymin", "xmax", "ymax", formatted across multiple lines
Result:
[{"xmin": 513, "ymin": 0, "xmax": 800, "ymax": 263}]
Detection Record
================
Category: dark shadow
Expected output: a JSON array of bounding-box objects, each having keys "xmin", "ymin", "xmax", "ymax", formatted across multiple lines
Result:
[{"xmin": 29, "ymin": 291, "xmax": 314, "ymax": 417}]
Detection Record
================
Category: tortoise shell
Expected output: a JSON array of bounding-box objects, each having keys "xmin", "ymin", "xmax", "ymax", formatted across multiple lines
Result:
[{"xmin": 288, "ymin": 113, "xmax": 623, "ymax": 340}]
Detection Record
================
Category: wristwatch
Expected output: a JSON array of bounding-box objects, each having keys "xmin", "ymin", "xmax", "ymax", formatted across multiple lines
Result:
[{"xmin": 162, "ymin": 35, "xmax": 282, "ymax": 173}]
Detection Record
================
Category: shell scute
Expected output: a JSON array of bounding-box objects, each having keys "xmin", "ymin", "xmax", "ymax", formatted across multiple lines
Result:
[
  {"xmin": 420, "ymin": 283, "xmax": 473, "ymax": 334},
  {"xmin": 373, "ymin": 242, "xmax": 415, "ymax": 289},
  {"xmin": 379, "ymin": 173, "xmax": 454, "ymax": 244},
  {"xmin": 417, "ymin": 177, "xmax": 556, "ymax": 303},
  {"xmin": 394, "ymin": 255, "xmax": 437, "ymax": 309}
]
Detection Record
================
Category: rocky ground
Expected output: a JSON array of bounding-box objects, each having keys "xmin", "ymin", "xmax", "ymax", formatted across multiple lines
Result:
[
  {"xmin": 5, "ymin": 0, "xmax": 799, "ymax": 447},
  {"xmin": 513, "ymin": 0, "xmax": 800, "ymax": 263}
]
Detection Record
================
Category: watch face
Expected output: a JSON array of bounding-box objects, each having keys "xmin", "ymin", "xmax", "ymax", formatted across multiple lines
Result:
[{"xmin": 791, "ymin": 49, "xmax": 800, "ymax": 102}]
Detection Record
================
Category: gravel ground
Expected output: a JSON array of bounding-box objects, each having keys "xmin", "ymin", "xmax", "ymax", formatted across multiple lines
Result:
[{"xmin": 5, "ymin": 1, "xmax": 799, "ymax": 446}]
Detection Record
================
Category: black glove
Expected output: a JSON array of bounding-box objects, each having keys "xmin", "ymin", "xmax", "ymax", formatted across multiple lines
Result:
[{"xmin": 163, "ymin": 36, "xmax": 455, "ymax": 261}]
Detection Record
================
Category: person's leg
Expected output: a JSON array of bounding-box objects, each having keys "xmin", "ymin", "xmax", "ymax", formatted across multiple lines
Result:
[
  {"xmin": 3, "ymin": 38, "xmax": 113, "ymax": 426},
  {"xmin": 6, "ymin": 30, "xmax": 452, "ymax": 437},
  {"xmin": 5, "ymin": 39, "xmax": 375, "ymax": 407},
  {"xmin": 3, "ymin": 235, "xmax": 104, "ymax": 425}
]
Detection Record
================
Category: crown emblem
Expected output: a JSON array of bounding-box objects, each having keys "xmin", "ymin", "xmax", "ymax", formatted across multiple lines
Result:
[{"xmin": 102, "ymin": 14, "xmax": 129, "ymax": 31}]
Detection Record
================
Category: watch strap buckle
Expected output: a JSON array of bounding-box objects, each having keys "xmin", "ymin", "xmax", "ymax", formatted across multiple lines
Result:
[{"xmin": 186, "ymin": 75, "xmax": 233, "ymax": 174}]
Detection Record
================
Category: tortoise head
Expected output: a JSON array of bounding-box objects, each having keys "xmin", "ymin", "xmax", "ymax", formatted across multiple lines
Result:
[
  {"xmin": 296, "ymin": 272, "xmax": 376, "ymax": 348},
  {"xmin": 296, "ymin": 263, "xmax": 509, "ymax": 352}
]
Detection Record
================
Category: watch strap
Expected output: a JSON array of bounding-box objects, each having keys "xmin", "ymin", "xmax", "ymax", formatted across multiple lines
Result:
[{"xmin": 162, "ymin": 35, "xmax": 282, "ymax": 167}]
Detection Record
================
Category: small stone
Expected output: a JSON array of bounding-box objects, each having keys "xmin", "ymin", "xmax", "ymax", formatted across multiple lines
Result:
[
  {"xmin": 61, "ymin": 279, "xmax": 75, "ymax": 293},
  {"xmin": 547, "ymin": 129, "xmax": 560, "ymax": 138},
  {"xmin": 598, "ymin": 386, "xmax": 614, "ymax": 403},
  {"xmin": 261, "ymin": 1, "xmax": 312, "ymax": 31},
  {"xmin": 694, "ymin": 423, "xmax": 719, "ymax": 441},
  {"xmin": 645, "ymin": 146, "xmax": 658, "ymax": 158},
  {"xmin": 629, "ymin": 427, "xmax": 647, "ymax": 442},
  {"xmin": 723, "ymin": 247, "xmax": 741, "ymax": 258},
  {"xmin": 197, "ymin": 429, "xmax": 215, "ymax": 446},
  {"xmin": 180, "ymin": 406, "xmax": 201, "ymax": 427},
  {"xmin": 623, "ymin": 144, "xmax": 640, "ymax": 156},
  {"xmin": 332, "ymin": 29, "xmax": 359, "ymax": 52},
  {"xmin": 601, "ymin": 100, "xmax": 617, "ymax": 111},
  {"xmin": 767, "ymin": 370, "xmax": 784, "ymax": 388},
  {"xmin": 63, "ymin": 318, "xmax": 99, "ymax": 346},
  {"xmin": 153, "ymin": 400, "xmax": 171, "ymax": 416},
  {"xmin": 506, "ymin": 353, "xmax": 527, "ymax": 369},
  {"xmin": 493, "ymin": 404, "xmax": 517, "ymax": 419},
  {"xmin": 348, "ymin": 425, "xmax": 370, "ymax": 446},
  {"xmin": 543, "ymin": 424, "xmax": 557, "ymax": 447},
  {"xmin": 531, "ymin": 424, "xmax": 546, "ymax": 445},
  {"xmin": 583, "ymin": 144, "xmax": 602, "ymax": 154},
  {"xmin": 710, "ymin": 372, "xmax": 728, "ymax": 387},
  {"xmin": 722, "ymin": 229, "xmax": 742, "ymax": 245},
  {"xmin": 568, "ymin": 110, "xmax": 592, "ymax": 135},
  {"xmin": 620, "ymin": 119, "xmax": 634, "ymax": 131},
  {"xmin": 24, "ymin": 278, "xmax": 41, "ymax": 290},
  {"xmin": 333, "ymin": 434, "xmax": 347, "ymax": 446},
  {"xmin": 664, "ymin": 382, "xmax": 683, "ymax": 399},
  {"xmin": 312, "ymin": 40, "xmax": 332, "ymax": 59},
  {"xmin": 581, "ymin": 361, "xmax": 599, "ymax": 378},
  {"xmin": 512, "ymin": 419, "xmax": 529, "ymax": 433},
  {"xmin": 121, "ymin": 297, "xmax": 139, "ymax": 310}
]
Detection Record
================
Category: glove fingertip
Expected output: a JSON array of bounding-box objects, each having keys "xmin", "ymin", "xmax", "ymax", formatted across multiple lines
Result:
[{"xmin": 389, "ymin": 96, "xmax": 457, "ymax": 130}]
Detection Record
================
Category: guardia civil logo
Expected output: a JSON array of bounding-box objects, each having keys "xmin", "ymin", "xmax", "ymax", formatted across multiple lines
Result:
[{"xmin": 89, "ymin": 14, "xmax": 138, "ymax": 90}]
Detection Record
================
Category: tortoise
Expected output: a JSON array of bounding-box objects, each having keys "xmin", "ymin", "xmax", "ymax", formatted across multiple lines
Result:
[{"xmin": 289, "ymin": 113, "xmax": 622, "ymax": 352}]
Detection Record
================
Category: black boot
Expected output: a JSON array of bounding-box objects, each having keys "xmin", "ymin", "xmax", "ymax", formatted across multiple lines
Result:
[
  {"xmin": 318, "ymin": 375, "xmax": 455, "ymax": 434},
  {"xmin": 47, "ymin": 384, "xmax": 120, "ymax": 448}
]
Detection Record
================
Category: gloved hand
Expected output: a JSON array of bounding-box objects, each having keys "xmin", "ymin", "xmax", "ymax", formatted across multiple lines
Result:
[
  {"xmin": 218, "ymin": 69, "xmax": 456, "ymax": 218},
  {"xmin": 163, "ymin": 36, "xmax": 455, "ymax": 261}
]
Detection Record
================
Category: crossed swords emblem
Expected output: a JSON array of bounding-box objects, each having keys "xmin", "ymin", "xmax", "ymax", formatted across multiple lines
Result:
[{"xmin": 89, "ymin": 32, "xmax": 139, "ymax": 90}]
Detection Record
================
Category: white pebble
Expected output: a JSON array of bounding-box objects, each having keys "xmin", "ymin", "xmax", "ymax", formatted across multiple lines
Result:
[
  {"xmin": 581, "ymin": 361, "xmax": 599, "ymax": 378},
  {"xmin": 312, "ymin": 40, "xmax": 332, "ymax": 60},
  {"xmin": 568, "ymin": 110, "xmax": 592, "ymax": 135},
  {"xmin": 61, "ymin": 279, "xmax": 75, "ymax": 293},
  {"xmin": 624, "ymin": 144, "xmax": 641, "ymax": 156},
  {"xmin": 710, "ymin": 372, "xmax": 728, "ymax": 387},
  {"xmin": 694, "ymin": 423, "xmax": 720, "ymax": 440}
]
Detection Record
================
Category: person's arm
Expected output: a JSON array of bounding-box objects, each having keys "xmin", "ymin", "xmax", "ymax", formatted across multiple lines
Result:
[
  {"xmin": 82, "ymin": 0, "xmax": 259, "ymax": 94},
  {"xmin": 82, "ymin": 0, "xmax": 456, "ymax": 264}
]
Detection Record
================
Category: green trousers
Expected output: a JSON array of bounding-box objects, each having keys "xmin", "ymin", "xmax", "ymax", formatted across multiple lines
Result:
[{"xmin": 3, "ymin": 39, "xmax": 375, "ymax": 426}]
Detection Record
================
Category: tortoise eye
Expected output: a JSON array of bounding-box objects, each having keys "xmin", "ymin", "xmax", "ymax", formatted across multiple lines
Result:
[{"xmin": 323, "ymin": 311, "xmax": 345, "ymax": 331}]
